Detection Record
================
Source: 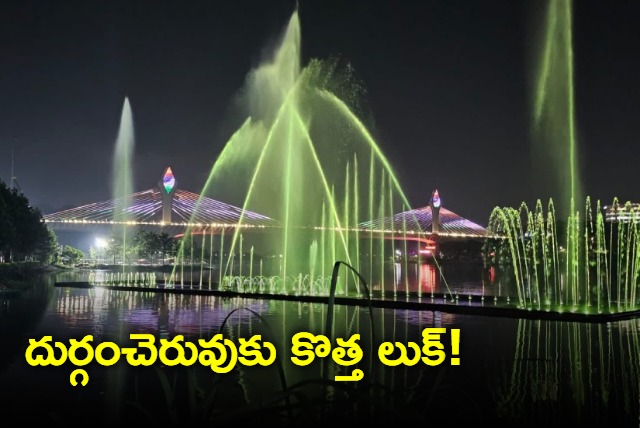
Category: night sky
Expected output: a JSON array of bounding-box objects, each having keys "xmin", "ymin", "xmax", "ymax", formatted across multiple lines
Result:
[{"xmin": 1, "ymin": 0, "xmax": 639, "ymax": 226}]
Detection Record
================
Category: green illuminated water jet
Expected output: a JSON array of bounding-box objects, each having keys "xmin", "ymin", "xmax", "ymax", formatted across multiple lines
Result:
[
  {"xmin": 492, "ymin": 318, "xmax": 640, "ymax": 423},
  {"xmin": 483, "ymin": 0, "xmax": 640, "ymax": 314},
  {"xmin": 487, "ymin": 198, "xmax": 640, "ymax": 312},
  {"xmin": 532, "ymin": 0, "xmax": 581, "ymax": 217},
  {"xmin": 112, "ymin": 97, "xmax": 135, "ymax": 269},
  {"xmin": 170, "ymin": 9, "xmax": 423, "ymax": 295},
  {"xmin": 530, "ymin": 0, "xmax": 581, "ymax": 295}
]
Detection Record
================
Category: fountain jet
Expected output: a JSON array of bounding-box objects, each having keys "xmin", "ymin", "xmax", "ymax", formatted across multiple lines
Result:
[{"xmin": 112, "ymin": 97, "xmax": 135, "ymax": 267}]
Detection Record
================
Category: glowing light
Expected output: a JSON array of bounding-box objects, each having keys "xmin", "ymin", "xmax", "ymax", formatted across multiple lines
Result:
[
  {"xmin": 163, "ymin": 167, "xmax": 176, "ymax": 193},
  {"xmin": 432, "ymin": 189, "xmax": 441, "ymax": 208}
]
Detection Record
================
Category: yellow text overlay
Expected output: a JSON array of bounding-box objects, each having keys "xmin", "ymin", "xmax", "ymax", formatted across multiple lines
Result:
[{"xmin": 25, "ymin": 328, "xmax": 461, "ymax": 386}]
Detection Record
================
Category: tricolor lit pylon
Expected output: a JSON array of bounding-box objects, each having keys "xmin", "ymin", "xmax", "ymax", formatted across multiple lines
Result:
[
  {"xmin": 160, "ymin": 166, "xmax": 177, "ymax": 223},
  {"xmin": 163, "ymin": 167, "xmax": 176, "ymax": 193}
]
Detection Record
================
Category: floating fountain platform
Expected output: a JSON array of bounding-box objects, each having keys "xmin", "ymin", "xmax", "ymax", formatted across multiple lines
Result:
[
  {"xmin": 54, "ymin": 281, "xmax": 94, "ymax": 289},
  {"xmin": 53, "ymin": 280, "xmax": 640, "ymax": 323}
]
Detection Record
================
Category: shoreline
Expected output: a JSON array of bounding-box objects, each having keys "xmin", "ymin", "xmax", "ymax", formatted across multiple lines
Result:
[{"xmin": 0, "ymin": 262, "xmax": 67, "ymax": 290}]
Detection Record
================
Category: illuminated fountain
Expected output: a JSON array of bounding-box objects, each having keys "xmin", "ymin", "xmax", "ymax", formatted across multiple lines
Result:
[
  {"xmin": 111, "ymin": 97, "xmax": 136, "ymax": 268},
  {"xmin": 79, "ymin": 3, "xmax": 639, "ymax": 319},
  {"xmin": 167, "ymin": 8, "xmax": 429, "ymax": 297},
  {"xmin": 485, "ymin": 0, "xmax": 640, "ymax": 314},
  {"xmin": 486, "ymin": 198, "xmax": 640, "ymax": 313}
]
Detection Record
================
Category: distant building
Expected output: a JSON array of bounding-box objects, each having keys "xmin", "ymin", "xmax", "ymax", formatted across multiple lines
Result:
[{"xmin": 602, "ymin": 202, "xmax": 640, "ymax": 223}]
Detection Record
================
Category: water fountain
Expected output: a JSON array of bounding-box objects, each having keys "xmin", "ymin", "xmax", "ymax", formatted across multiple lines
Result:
[
  {"xmin": 485, "ymin": 0, "xmax": 640, "ymax": 315},
  {"xmin": 111, "ymin": 97, "xmax": 136, "ymax": 269},
  {"xmin": 486, "ymin": 198, "xmax": 640, "ymax": 313},
  {"xmin": 77, "ymin": 3, "xmax": 640, "ymax": 320},
  {"xmin": 168, "ymin": 8, "xmax": 427, "ymax": 297}
]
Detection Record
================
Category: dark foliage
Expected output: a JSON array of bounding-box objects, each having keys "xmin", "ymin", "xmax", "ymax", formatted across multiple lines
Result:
[{"xmin": 0, "ymin": 179, "xmax": 55, "ymax": 263}]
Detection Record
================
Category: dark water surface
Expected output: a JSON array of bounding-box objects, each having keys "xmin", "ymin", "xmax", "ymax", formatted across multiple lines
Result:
[{"xmin": 1, "ymin": 269, "xmax": 639, "ymax": 426}]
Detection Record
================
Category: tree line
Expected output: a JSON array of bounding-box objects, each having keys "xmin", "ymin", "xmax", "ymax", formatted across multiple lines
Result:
[
  {"xmin": 95, "ymin": 229, "xmax": 178, "ymax": 266},
  {"xmin": 0, "ymin": 179, "xmax": 57, "ymax": 264},
  {"xmin": 0, "ymin": 179, "xmax": 183, "ymax": 267}
]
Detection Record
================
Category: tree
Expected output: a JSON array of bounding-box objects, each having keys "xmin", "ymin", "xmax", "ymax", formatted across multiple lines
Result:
[
  {"xmin": 61, "ymin": 245, "xmax": 85, "ymax": 266},
  {"xmin": 0, "ymin": 179, "xmax": 53, "ymax": 263},
  {"xmin": 132, "ymin": 229, "xmax": 157, "ymax": 263},
  {"xmin": 158, "ymin": 232, "xmax": 178, "ymax": 264},
  {"xmin": 88, "ymin": 246, "xmax": 98, "ymax": 263},
  {"xmin": 132, "ymin": 229, "xmax": 178, "ymax": 265},
  {"xmin": 33, "ymin": 228, "xmax": 60, "ymax": 265},
  {"xmin": 105, "ymin": 233, "xmax": 124, "ymax": 265}
]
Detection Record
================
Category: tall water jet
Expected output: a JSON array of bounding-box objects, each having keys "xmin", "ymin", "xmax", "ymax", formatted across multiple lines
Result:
[
  {"xmin": 175, "ymin": 7, "xmax": 420, "ymax": 294},
  {"xmin": 111, "ymin": 97, "xmax": 135, "ymax": 266},
  {"xmin": 485, "ymin": 0, "xmax": 640, "ymax": 314},
  {"xmin": 531, "ymin": 0, "xmax": 581, "ymax": 218}
]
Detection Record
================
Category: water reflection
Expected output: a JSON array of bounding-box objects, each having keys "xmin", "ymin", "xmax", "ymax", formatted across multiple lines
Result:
[
  {"xmin": 0, "ymin": 275, "xmax": 54, "ymax": 367},
  {"xmin": 393, "ymin": 262, "xmax": 438, "ymax": 293},
  {"xmin": 0, "ymin": 272, "xmax": 639, "ymax": 425},
  {"xmin": 490, "ymin": 318, "xmax": 640, "ymax": 425},
  {"xmin": 53, "ymin": 288, "xmax": 271, "ymax": 337}
]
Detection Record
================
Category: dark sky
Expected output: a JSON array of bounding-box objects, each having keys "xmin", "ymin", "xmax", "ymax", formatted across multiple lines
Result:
[{"xmin": 1, "ymin": 0, "xmax": 639, "ymax": 226}]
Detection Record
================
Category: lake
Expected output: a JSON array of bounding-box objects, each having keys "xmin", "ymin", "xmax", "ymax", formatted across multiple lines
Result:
[{"xmin": 0, "ymin": 266, "xmax": 638, "ymax": 426}]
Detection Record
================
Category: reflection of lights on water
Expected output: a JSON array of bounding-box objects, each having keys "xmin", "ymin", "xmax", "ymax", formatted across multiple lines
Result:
[
  {"xmin": 392, "ymin": 263, "xmax": 438, "ymax": 293},
  {"xmin": 53, "ymin": 290, "xmax": 269, "ymax": 335},
  {"xmin": 420, "ymin": 264, "xmax": 436, "ymax": 292}
]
